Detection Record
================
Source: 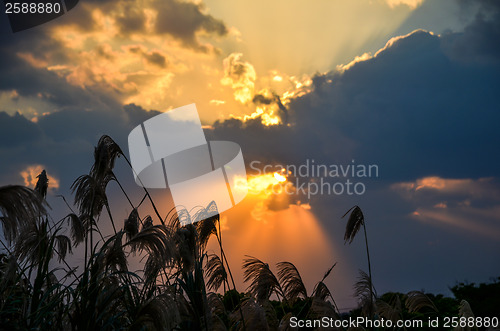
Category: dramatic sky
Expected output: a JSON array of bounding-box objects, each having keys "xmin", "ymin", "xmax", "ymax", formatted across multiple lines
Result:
[{"xmin": 1, "ymin": 0, "xmax": 499, "ymax": 311}]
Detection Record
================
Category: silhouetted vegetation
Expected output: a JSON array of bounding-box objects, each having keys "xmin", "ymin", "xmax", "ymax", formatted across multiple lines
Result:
[
  {"xmin": 450, "ymin": 278, "xmax": 500, "ymax": 319},
  {"xmin": 0, "ymin": 135, "xmax": 498, "ymax": 330}
]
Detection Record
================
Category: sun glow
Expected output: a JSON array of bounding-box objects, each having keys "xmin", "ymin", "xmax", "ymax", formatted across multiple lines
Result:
[
  {"xmin": 205, "ymin": 191, "xmax": 349, "ymax": 305},
  {"xmin": 274, "ymin": 172, "xmax": 286, "ymax": 182},
  {"xmin": 235, "ymin": 173, "xmax": 288, "ymax": 196}
]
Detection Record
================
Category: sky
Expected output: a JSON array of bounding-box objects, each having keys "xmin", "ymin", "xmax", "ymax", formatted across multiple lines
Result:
[{"xmin": 1, "ymin": 0, "xmax": 500, "ymax": 311}]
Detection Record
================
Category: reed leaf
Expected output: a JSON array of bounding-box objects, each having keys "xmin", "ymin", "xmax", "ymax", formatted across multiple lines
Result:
[
  {"xmin": 55, "ymin": 235, "xmax": 72, "ymax": 262},
  {"xmin": 354, "ymin": 269, "xmax": 376, "ymax": 315},
  {"xmin": 205, "ymin": 253, "xmax": 227, "ymax": 292},
  {"xmin": 377, "ymin": 294, "xmax": 402, "ymax": 323},
  {"xmin": 14, "ymin": 218, "xmax": 50, "ymax": 266},
  {"xmin": 124, "ymin": 208, "xmax": 140, "ymax": 242},
  {"xmin": 458, "ymin": 299, "xmax": 474, "ymax": 318},
  {"xmin": 242, "ymin": 256, "xmax": 283, "ymax": 302},
  {"xmin": 174, "ymin": 224, "xmax": 197, "ymax": 272},
  {"xmin": 0, "ymin": 185, "xmax": 46, "ymax": 242},
  {"xmin": 34, "ymin": 169, "xmax": 48, "ymax": 200},
  {"xmin": 91, "ymin": 135, "xmax": 123, "ymax": 181},
  {"xmin": 71, "ymin": 174, "xmax": 111, "ymax": 219},
  {"xmin": 100, "ymin": 231, "xmax": 128, "ymax": 272},
  {"xmin": 125, "ymin": 225, "xmax": 175, "ymax": 275},
  {"xmin": 64, "ymin": 213, "xmax": 85, "ymax": 246},
  {"xmin": 142, "ymin": 215, "xmax": 153, "ymax": 230},
  {"xmin": 342, "ymin": 205, "xmax": 364, "ymax": 244},
  {"xmin": 314, "ymin": 281, "xmax": 332, "ymax": 301},
  {"xmin": 405, "ymin": 290, "xmax": 437, "ymax": 313},
  {"xmin": 276, "ymin": 261, "xmax": 307, "ymax": 303}
]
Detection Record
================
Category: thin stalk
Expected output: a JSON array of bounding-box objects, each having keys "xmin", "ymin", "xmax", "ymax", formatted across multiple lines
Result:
[
  {"xmin": 53, "ymin": 247, "xmax": 82, "ymax": 283},
  {"xmin": 137, "ymin": 193, "xmax": 148, "ymax": 208},
  {"xmin": 56, "ymin": 194, "xmax": 90, "ymax": 267},
  {"xmin": 362, "ymin": 222, "xmax": 374, "ymax": 319},
  {"xmin": 84, "ymin": 228, "xmax": 88, "ymax": 269},
  {"xmin": 0, "ymin": 239, "xmax": 31, "ymax": 282},
  {"xmin": 122, "ymin": 156, "xmax": 164, "ymax": 225},
  {"xmin": 214, "ymin": 231, "xmax": 246, "ymax": 330},
  {"xmin": 218, "ymin": 220, "xmax": 228, "ymax": 293},
  {"xmin": 112, "ymin": 177, "xmax": 134, "ymax": 209},
  {"xmin": 214, "ymin": 232, "xmax": 236, "ymax": 291},
  {"xmin": 104, "ymin": 202, "xmax": 117, "ymax": 235},
  {"xmin": 89, "ymin": 217, "xmax": 93, "ymax": 265}
]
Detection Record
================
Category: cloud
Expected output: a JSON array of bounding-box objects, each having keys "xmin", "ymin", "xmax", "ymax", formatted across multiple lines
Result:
[
  {"xmin": 128, "ymin": 46, "xmax": 168, "ymax": 68},
  {"xmin": 220, "ymin": 53, "xmax": 256, "ymax": 104},
  {"xmin": 384, "ymin": 0, "xmax": 425, "ymax": 10},
  {"xmin": 0, "ymin": 26, "xmax": 122, "ymax": 118},
  {"xmin": 54, "ymin": 0, "xmax": 228, "ymax": 52},
  {"xmin": 411, "ymin": 206, "xmax": 500, "ymax": 239},
  {"xmin": 392, "ymin": 176, "xmax": 500, "ymax": 200},
  {"xmin": 114, "ymin": 4, "xmax": 147, "ymax": 35},
  {"xmin": 0, "ymin": 112, "xmax": 42, "ymax": 147},
  {"xmin": 0, "ymin": 0, "xmax": 254, "ymax": 120},
  {"xmin": 392, "ymin": 176, "xmax": 500, "ymax": 239},
  {"xmin": 143, "ymin": 51, "xmax": 168, "ymax": 67},
  {"xmin": 208, "ymin": 17, "xmax": 500, "ymax": 251},
  {"xmin": 441, "ymin": 0, "xmax": 500, "ymax": 64},
  {"xmin": 154, "ymin": 0, "xmax": 227, "ymax": 51},
  {"xmin": 287, "ymin": 29, "xmax": 500, "ymax": 180},
  {"xmin": 20, "ymin": 165, "xmax": 60, "ymax": 191},
  {"xmin": 1, "ymin": 0, "xmax": 499, "ymax": 302},
  {"xmin": 0, "ymin": 103, "xmax": 160, "ymax": 195}
]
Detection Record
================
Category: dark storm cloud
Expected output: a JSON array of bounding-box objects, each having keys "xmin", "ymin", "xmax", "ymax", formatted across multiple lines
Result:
[
  {"xmin": 127, "ymin": 46, "xmax": 167, "ymax": 67},
  {"xmin": 73, "ymin": 0, "xmax": 228, "ymax": 50},
  {"xmin": 143, "ymin": 51, "xmax": 168, "ymax": 67},
  {"xmin": 0, "ymin": 112, "xmax": 42, "ymax": 147},
  {"xmin": 211, "ymin": 28, "xmax": 500, "ymax": 182},
  {"xmin": 252, "ymin": 94, "xmax": 273, "ymax": 105},
  {"xmin": 33, "ymin": 103, "xmax": 159, "ymax": 150},
  {"xmin": 442, "ymin": 0, "xmax": 500, "ymax": 64},
  {"xmin": 2, "ymin": 0, "xmax": 228, "ymax": 52},
  {"xmin": 123, "ymin": 103, "xmax": 161, "ymax": 125},
  {"xmin": 206, "ymin": 11, "xmax": 500, "ymax": 296},
  {"xmin": 155, "ymin": 0, "xmax": 227, "ymax": 51},
  {"xmin": 115, "ymin": 6, "xmax": 147, "ymax": 34},
  {"xmin": 0, "ymin": 0, "xmax": 498, "ymax": 300},
  {"xmin": 0, "ymin": 103, "xmax": 159, "ymax": 190},
  {"xmin": 207, "ymin": 1, "xmax": 500, "ymax": 182}
]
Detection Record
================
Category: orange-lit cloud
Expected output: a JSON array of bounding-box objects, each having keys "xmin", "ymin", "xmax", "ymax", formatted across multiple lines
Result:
[
  {"xmin": 0, "ymin": 89, "xmax": 55, "ymax": 120},
  {"xmin": 221, "ymin": 53, "xmax": 256, "ymax": 104},
  {"xmin": 384, "ymin": 0, "xmax": 425, "ymax": 10},
  {"xmin": 335, "ymin": 30, "xmax": 437, "ymax": 74},
  {"xmin": 20, "ymin": 165, "xmax": 60, "ymax": 192},
  {"xmin": 226, "ymin": 72, "xmax": 313, "ymax": 126},
  {"xmin": 392, "ymin": 176, "xmax": 499, "ymax": 199},
  {"xmin": 4, "ymin": 1, "xmax": 232, "ymax": 121},
  {"xmin": 411, "ymin": 206, "xmax": 500, "ymax": 239},
  {"xmin": 336, "ymin": 52, "xmax": 372, "ymax": 72},
  {"xmin": 393, "ymin": 176, "xmax": 500, "ymax": 239},
  {"xmin": 16, "ymin": 52, "xmax": 49, "ymax": 68}
]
